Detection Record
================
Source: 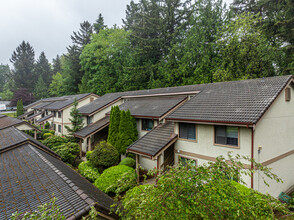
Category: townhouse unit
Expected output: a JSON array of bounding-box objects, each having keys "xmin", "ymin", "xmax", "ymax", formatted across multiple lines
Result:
[
  {"xmin": 20, "ymin": 93, "xmax": 99, "ymax": 135},
  {"xmin": 73, "ymin": 75, "xmax": 294, "ymax": 197}
]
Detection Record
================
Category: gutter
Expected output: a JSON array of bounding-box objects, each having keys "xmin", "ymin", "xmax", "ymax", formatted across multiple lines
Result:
[{"xmin": 251, "ymin": 127, "xmax": 254, "ymax": 189}]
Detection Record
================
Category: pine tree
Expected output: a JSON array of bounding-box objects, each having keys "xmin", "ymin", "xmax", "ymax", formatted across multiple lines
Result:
[
  {"xmin": 35, "ymin": 52, "xmax": 52, "ymax": 86},
  {"xmin": 16, "ymin": 99, "xmax": 24, "ymax": 117},
  {"xmin": 107, "ymin": 106, "xmax": 121, "ymax": 146},
  {"xmin": 94, "ymin": 13, "xmax": 107, "ymax": 34},
  {"xmin": 52, "ymin": 55, "xmax": 62, "ymax": 75},
  {"xmin": 65, "ymin": 98, "xmax": 84, "ymax": 135},
  {"xmin": 34, "ymin": 76, "xmax": 48, "ymax": 100},
  {"xmin": 70, "ymin": 21, "xmax": 93, "ymax": 51},
  {"xmin": 10, "ymin": 41, "xmax": 36, "ymax": 92}
]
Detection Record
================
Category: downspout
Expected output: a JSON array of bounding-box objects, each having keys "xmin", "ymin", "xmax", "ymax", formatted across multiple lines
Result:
[{"xmin": 251, "ymin": 126, "xmax": 255, "ymax": 189}]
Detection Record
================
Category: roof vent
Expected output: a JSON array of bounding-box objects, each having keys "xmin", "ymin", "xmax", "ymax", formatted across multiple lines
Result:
[{"xmin": 285, "ymin": 87, "xmax": 291, "ymax": 102}]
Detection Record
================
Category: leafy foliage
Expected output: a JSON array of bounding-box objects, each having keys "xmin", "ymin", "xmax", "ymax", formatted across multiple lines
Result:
[
  {"xmin": 94, "ymin": 165, "xmax": 137, "ymax": 195},
  {"xmin": 52, "ymin": 142, "xmax": 80, "ymax": 165},
  {"xmin": 65, "ymin": 98, "xmax": 84, "ymax": 135},
  {"xmin": 86, "ymin": 150, "xmax": 93, "ymax": 161},
  {"xmin": 42, "ymin": 135, "xmax": 69, "ymax": 149},
  {"xmin": 16, "ymin": 99, "xmax": 24, "ymax": 117},
  {"xmin": 114, "ymin": 153, "xmax": 291, "ymax": 219},
  {"xmin": 119, "ymin": 157, "xmax": 136, "ymax": 168},
  {"xmin": 34, "ymin": 76, "xmax": 48, "ymax": 100},
  {"xmin": 89, "ymin": 141, "xmax": 119, "ymax": 169},
  {"xmin": 43, "ymin": 133, "xmax": 53, "ymax": 139},
  {"xmin": 107, "ymin": 106, "xmax": 121, "ymax": 146},
  {"xmin": 78, "ymin": 161, "xmax": 100, "ymax": 182},
  {"xmin": 11, "ymin": 197, "xmax": 65, "ymax": 220}
]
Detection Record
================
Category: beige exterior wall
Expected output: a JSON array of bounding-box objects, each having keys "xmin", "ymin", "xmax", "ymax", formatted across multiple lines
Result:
[
  {"xmin": 253, "ymin": 84, "xmax": 294, "ymax": 197},
  {"xmin": 137, "ymin": 119, "xmax": 159, "ymax": 138}
]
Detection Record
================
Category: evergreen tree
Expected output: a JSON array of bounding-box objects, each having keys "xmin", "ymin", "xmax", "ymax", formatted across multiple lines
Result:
[
  {"xmin": 52, "ymin": 55, "xmax": 62, "ymax": 75},
  {"xmin": 49, "ymin": 72, "xmax": 66, "ymax": 97},
  {"xmin": 35, "ymin": 52, "xmax": 52, "ymax": 86},
  {"xmin": 10, "ymin": 41, "xmax": 36, "ymax": 91},
  {"xmin": 34, "ymin": 76, "xmax": 48, "ymax": 100},
  {"xmin": 107, "ymin": 106, "xmax": 121, "ymax": 146},
  {"xmin": 115, "ymin": 110, "xmax": 138, "ymax": 155},
  {"xmin": 65, "ymin": 98, "xmax": 84, "ymax": 135},
  {"xmin": 70, "ymin": 21, "xmax": 93, "ymax": 51},
  {"xmin": 0, "ymin": 64, "xmax": 11, "ymax": 92},
  {"xmin": 94, "ymin": 13, "xmax": 107, "ymax": 34},
  {"xmin": 16, "ymin": 99, "xmax": 24, "ymax": 117}
]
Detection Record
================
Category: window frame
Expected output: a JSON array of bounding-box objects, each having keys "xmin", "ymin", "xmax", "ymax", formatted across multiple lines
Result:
[
  {"xmin": 87, "ymin": 115, "xmax": 93, "ymax": 125},
  {"xmin": 178, "ymin": 155, "xmax": 197, "ymax": 167},
  {"xmin": 178, "ymin": 122, "xmax": 197, "ymax": 142},
  {"xmin": 141, "ymin": 119, "xmax": 154, "ymax": 131},
  {"xmin": 214, "ymin": 125, "xmax": 240, "ymax": 149},
  {"xmin": 58, "ymin": 125, "xmax": 61, "ymax": 133},
  {"xmin": 58, "ymin": 111, "xmax": 62, "ymax": 118}
]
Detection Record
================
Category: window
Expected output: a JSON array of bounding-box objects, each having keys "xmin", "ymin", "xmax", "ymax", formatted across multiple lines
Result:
[
  {"xmin": 53, "ymin": 124, "xmax": 56, "ymax": 131},
  {"xmin": 285, "ymin": 87, "xmax": 291, "ymax": 101},
  {"xmin": 215, "ymin": 126, "xmax": 238, "ymax": 147},
  {"xmin": 178, "ymin": 156, "xmax": 197, "ymax": 167},
  {"xmin": 58, "ymin": 111, "xmax": 62, "ymax": 118},
  {"xmin": 179, "ymin": 123, "xmax": 196, "ymax": 140},
  {"xmin": 87, "ymin": 116, "xmax": 93, "ymax": 125},
  {"xmin": 142, "ymin": 119, "xmax": 153, "ymax": 131},
  {"xmin": 58, "ymin": 125, "xmax": 61, "ymax": 133},
  {"xmin": 46, "ymin": 110, "xmax": 48, "ymax": 115},
  {"xmin": 53, "ymin": 111, "xmax": 56, "ymax": 117}
]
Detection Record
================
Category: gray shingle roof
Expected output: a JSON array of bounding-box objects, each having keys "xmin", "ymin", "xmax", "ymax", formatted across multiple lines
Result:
[
  {"xmin": 127, "ymin": 122, "xmax": 177, "ymax": 157},
  {"xmin": 43, "ymin": 93, "xmax": 92, "ymax": 111},
  {"xmin": 17, "ymin": 110, "xmax": 34, "ymax": 119},
  {"xmin": 74, "ymin": 116, "xmax": 110, "ymax": 138},
  {"xmin": 78, "ymin": 85, "xmax": 200, "ymax": 115},
  {"xmin": 0, "ymin": 115, "xmax": 25, "ymax": 130},
  {"xmin": 167, "ymin": 75, "xmax": 293, "ymax": 124},
  {"xmin": 26, "ymin": 111, "xmax": 42, "ymax": 120},
  {"xmin": 0, "ymin": 127, "xmax": 114, "ymax": 219},
  {"xmin": 116, "ymin": 96, "xmax": 187, "ymax": 118},
  {"xmin": 36, "ymin": 113, "xmax": 54, "ymax": 123}
]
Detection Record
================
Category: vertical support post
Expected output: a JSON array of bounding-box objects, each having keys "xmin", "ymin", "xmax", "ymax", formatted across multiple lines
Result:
[
  {"xmin": 34, "ymin": 130, "xmax": 37, "ymax": 140},
  {"xmin": 79, "ymin": 139, "xmax": 82, "ymax": 158},
  {"xmin": 136, "ymin": 154, "xmax": 139, "ymax": 184},
  {"xmin": 88, "ymin": 136, "xmax": 91, "ymax": 151},
  {"xmin": 157, "ymin": 154, "xmax": 161, "ymax": 176}
]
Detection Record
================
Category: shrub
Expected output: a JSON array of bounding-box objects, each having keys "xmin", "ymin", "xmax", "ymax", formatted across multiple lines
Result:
[
  {"xmin": 78, "ymin": 161, "xmax": 100, "ymax": 182},
  {"xmin": 86, "ymin": 151, "xmax": 93, "ymax": 161},
  {"xmin": 119, "ymin": 157, "xmax": 136, "ymax": 168},
  {"xmin": 52, "ymin": 142, "xmax": 80, "ymax": 165},
  {"xmin": 94, "ymin": 165, "xmax": 137, "ymax": 195},
  {"xmin": 43, "ymin": 133, "xmax": 53, "ymax": 139},
  {"xmin": 44, "ymin": 122, "xmax": 50, "ymax": 129},
  {"xmin": 43, "ymin": 135, "xmax": 69, "ymax": 149},
  {"xmin": 89, "ymin": 141, "xmax": 119, "ymax": 169},
  {"xmin": 49, "ymin": 130, "xmax": 55, "ymax": 135}
]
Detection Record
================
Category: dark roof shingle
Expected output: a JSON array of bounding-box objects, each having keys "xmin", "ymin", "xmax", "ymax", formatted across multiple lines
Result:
[
  {"xmin": 167, "ymin": 75, "xmax": 293, "ymax": 124},
  {"xmin": 0, "ymin": 115, "xmax": 25, "ymax": 130},
  {"xmin": 127, "ymin": 122, "xmax": 177, "ymax": 157},
  {"xmin": 74, "ymin": 116, "xmax": 110, "ymax": 138}
]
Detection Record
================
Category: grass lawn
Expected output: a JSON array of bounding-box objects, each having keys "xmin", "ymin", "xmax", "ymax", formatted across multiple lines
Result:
[{"xmin": 0, "ymin": 112, "xmax": 16, "ymax": 117}]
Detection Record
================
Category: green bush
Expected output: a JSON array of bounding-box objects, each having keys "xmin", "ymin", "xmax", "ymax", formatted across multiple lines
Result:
[
  {"xmin": 89, "ymin": 141, "xmax": 119, "ymax": 169},
  {"xmin": 119, "ymin": 157, "xmax": 136, "ymax": 168},
  {"xmin": 43, "ymin": 135, "xmax": 69, "ymax": 149},
  {"xmin": 52, "ymin": 142, "xmax": 80, "ymax": 165},
  {"xmin": 86, "ymin": 151, "xmax": 93, "ymax": 161},
  {"xmin": 78, "ymin": 161, "xmax": 100, "ymax": 182},
  {"xmin": 44, "ymin": 122, "xmax": 50, "ymax": 129},
  {"xmin": 43, "ymin": 133, "xmax": 53, "ymax": 139},
  {"xmin": 49, "ymin": 130, "xmax": 55, "ymax": 135},
  {"xmin": 94, "ymin": 165, "xmax": 137, "ymax": 195}
]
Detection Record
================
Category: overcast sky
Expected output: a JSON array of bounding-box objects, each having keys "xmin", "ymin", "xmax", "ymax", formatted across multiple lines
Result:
[{"xmin": 0, "ymin": 0, "xmax": 233, "ymax": 65}]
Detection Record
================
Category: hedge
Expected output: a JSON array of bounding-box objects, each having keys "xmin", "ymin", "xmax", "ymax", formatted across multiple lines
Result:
[
  {"xmin": 119, "ymin": 157, "xmax": 136, "ymax": 168},
  {"xmin": 94, "ymin": 165, "xmax": 137, "ymax": 195},
  {"xmin": 78, "ymin": 161, "xmax": 100, "ymax": 182}
]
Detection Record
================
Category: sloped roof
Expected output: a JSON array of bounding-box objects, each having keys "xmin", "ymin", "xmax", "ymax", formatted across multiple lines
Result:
[
  {"xmin": 17, "ymin": 109, "xmax": 34, "ymax": 119},
  {"xmin": 116, "ymin": 96, "xmax": 187, "ymax": 119},
  {"xmin": 74, "ymin": 116, "xmax": 110, "ymax": 139},
  {"xmin": 0, "ymin": 127, "xmax": 114, "ymax": 219},
  {"xmin": 36, "ymin": 113, "xmax": 54, "ymax": 123},
  {"xmin": 127, "ymin": 122, "xmax": 177, "ymax": 158},
  {"xmin": 0, "ymin": 115, "xmax": 26, "ymax": 130},
  {"xmin": 167, "ymin": 75, "xmax": 293, "ymax": 124},
  {"xmin": 26, "ymin": 111, "xmax": 42, "ymax": 120}
]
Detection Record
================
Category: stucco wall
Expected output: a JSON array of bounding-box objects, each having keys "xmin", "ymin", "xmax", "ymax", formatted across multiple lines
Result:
[
  {"xmin": 137, "ymin": 119, "xmax": 158, "ymax": 138},
  {"xmin": 254, "ymin": 84, "xmax": 294, "ymax": 197}
]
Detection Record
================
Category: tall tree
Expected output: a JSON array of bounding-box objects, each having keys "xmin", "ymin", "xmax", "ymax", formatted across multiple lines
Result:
[
  {"xmin": 35, "ymin": 52, "xmax": 52, "ymax": 86},
  {"xmin": 52, "ymin": 55, "xmax": 62, "ymax": 75},
  {"xmin": 11, "ymin": 88, "xmax": 34, "ymax": 106},
  {"xmin": 34, "ymin": 76, "xmax": 48, "ymax": 100},
  {"xmin": 16, "ymin": 99, "xmax": 24, "ymax": 117},
  {"xmin": 94, "ymin": 13, "xmax": 107, "ymax": 34},
  {"xmin": 49, "ymin": 72, "xmax": 66, "ymax": 97},
  {"xmin": 70, "ymin": 21, "xmax": 93, "ymax": 51},
  {"xmin": 107, "ymin": 106, "xmax": 121, "ymax": 146},
  {"xmin": 10, "ymin": 41, "xmax": 35, "ymax": 91},
  {"xmin": 0, "ymin": 64, "xmax": 11, "ymax": 92},
  {"xmin": 65, "ymin": 98, "xmax": 84, "ymax": 135}
]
